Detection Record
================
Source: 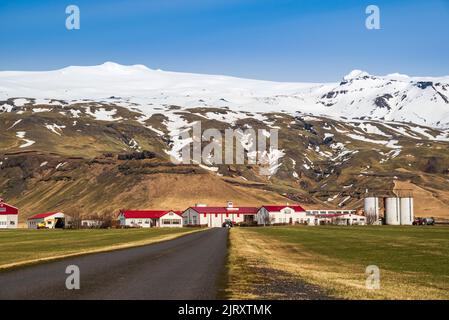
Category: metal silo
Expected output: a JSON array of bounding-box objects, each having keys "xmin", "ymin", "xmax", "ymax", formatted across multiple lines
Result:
[
  {"xmin": 385, "ymin": 197, "xmax": 401, "ymax": 225},
  {"xmin": 364, "ymin": 197, "xmax": 379, "ymax": 220},
  {"xmin": 400, "ymin": 197, "xmax": 414, "ymax": 225}
]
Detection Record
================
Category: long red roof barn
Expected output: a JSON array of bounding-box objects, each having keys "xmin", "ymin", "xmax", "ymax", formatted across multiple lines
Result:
[
  {"xmin": 261, "ymin": 205, "xmax": 306, "ymax": 212},
  {"xmin": 120, "ymin": 210, "xmax": 182, "ymax": 219},
  {"xmin": 188, "ymin": 206, "xmax": 258, "ymax": 214}
]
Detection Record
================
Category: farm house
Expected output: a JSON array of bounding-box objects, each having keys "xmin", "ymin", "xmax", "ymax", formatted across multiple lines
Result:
[
  {"xmin": 0, "ymin": 198, "xmax": 18, "ymax": 229},
  {"xmin": 182, "ymin": 202, "xmax": 258, "ymax": 227},
  {"xmin": 256, "ymin": 205, "xmax": 307, "ymax": 225},
  {"xmin": 27, "ymin": 212, "xmax": 72, "ymax": 229},
  {"xmin": 118, "ymin": 210, "xmax": 183, "ymax": 228}
]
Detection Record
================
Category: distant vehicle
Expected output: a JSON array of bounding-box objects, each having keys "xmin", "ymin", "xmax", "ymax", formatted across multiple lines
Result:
[
  {"xmin": 413, "ymin": 217, "xmax": 435, "ymax": 226},
  {"xmin": 222, "ymin": 220, "xmax": 234, "ymax": 228}
]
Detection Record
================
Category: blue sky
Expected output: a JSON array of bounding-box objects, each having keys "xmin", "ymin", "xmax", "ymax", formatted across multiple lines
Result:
[{"xmin": 0, "ymin": 0, "xmax": 448, "ymax": 81}]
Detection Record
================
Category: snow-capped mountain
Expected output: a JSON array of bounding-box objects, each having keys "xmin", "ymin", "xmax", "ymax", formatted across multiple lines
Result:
[
  {"xmin": 1, "ymin": 62, "xmax": 448, "ymax": 128},
  {"xmin": 2, "ymin": 62, "xmax": 449, "ymax": 219}
]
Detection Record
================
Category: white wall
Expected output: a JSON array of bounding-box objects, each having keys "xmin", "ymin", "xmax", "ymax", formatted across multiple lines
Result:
[
  {"xmin": 159, "ymin": 212, "xmax": 183, "ymax": 228},
  {"xmin": 182, "ymin": 208, "xmax": 254, "ymax": 227},
  {"xmin": 121, "ymin": 212, "xmax": 183, "ymax": 228},
  {"xmin": 0, "ymin": 215, "xmax": 18, "ymax": 229},
  {"xmin": 123, "ymin": 217, "xmax": 153, "ymax": 228},
  {"xmin": 182, "ymin": 208, "xmax": 200, "ymax": 226},
  {"xmin": 256, "ymin": 207, "xmax": 307, "ymax": 225}
]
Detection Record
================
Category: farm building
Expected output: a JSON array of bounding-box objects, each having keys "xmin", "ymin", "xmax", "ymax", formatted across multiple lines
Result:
[
  {"xmin": 333, "ymin": 213, "xmax": 366, "ymax": 225},
  {"xmin": 256, "ymin": 205, "xmax": 307, "ymax": 225},
  {"xmin": 27, "ymin": 212, "xmax": 73, "ymax": 229},
  {"xmin": 0, "ymin": 198, "xmax": 18, "ymax": 229},
  {"xmin": 118, "ymin": 210, "xmax": 183, "ymax": 228},
  {"xmin": 81, "ymin": 219, "xmax": 104, "ymax": 228},
  {"xmin": 183, "ymin": 202, "xmax": 258, "ymax": 227},
  {"xmin": 305, "ymin": 211, "xmax": 366, "ymax": 226}
]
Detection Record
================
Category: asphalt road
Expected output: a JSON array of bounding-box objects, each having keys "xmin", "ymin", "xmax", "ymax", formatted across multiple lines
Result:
[{"xmin": 0, "ymin": 228, "xmax": 228, "ymax": 300}]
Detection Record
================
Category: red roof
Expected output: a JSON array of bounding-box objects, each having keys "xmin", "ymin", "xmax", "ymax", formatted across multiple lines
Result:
[
  {"xmin": 28, "ymin": 212, "xmax": 61, "ymax": 220},
  {"xmin": 262, "ymin": 205, "xmax": 306, "ymax": 213},
  {"xmin": 0, "ymin": 200, "xmax": 18, "ymax": 215},
  {"xmin": 120, "ymin": 210, "xmax": 182, "ymax": 219},
  {"xmin": 188, "ymin": 206, "xmax": 258, "ymax": 215}
]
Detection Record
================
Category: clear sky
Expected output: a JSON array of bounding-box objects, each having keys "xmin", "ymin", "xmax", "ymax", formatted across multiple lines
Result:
[{"xmin": 0, "ymin": 0, "xmax": 448, "ymax": 82}]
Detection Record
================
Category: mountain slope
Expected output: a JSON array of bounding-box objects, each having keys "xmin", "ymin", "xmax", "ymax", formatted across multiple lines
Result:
[{"xmin": 1, "ymin": 63, "xmax": 449, "ymax": 220}]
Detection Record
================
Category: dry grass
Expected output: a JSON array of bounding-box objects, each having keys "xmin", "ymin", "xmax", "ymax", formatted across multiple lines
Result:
[
  {"xmin": 225, "ymin": 227, "xmax": 449, "ymax": 300},
  {"xmin": 394, "ymin": 180, "xmax": 449, "ymax": 219}
]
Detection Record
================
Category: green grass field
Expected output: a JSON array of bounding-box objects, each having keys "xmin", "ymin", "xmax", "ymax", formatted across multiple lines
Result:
[
  {"xmin": 0, "ymin": 228, "xmax": 196, "ymax": 269},
  {"xmin": 227, "ymin": 226, "xmax": 449, "ymax": 299}
]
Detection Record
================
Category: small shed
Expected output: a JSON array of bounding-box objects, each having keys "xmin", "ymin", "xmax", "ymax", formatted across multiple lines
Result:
[{"xmin": 27, "ymin": 212, "xmax": 72, "ymax": 229}]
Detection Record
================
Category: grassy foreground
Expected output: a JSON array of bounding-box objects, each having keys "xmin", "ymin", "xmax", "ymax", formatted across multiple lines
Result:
[
  {"xmin": 0, "ymin": 228, "xmax": 198, "ymax": 270},
  {"xmin": 225, "ymin": 226, "xmax": 449, "ymax": 300}
]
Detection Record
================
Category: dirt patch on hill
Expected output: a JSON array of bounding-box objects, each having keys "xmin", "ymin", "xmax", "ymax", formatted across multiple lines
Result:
[{"xmin": 394, "ymin": 180, "xmax": 449, "ymax": 219}]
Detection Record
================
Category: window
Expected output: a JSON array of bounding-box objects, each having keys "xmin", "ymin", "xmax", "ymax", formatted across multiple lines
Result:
[
  {"xmin": 144, "ymin": 220, "xmax": 150, "ymax": 224},
  {"xmin": 172, "ymin": 220, "xmax": 181, "ymax": 225},
  {"xmin": 0, "ymin": 208, "xmax": 6, "ymax": 212},
  {"xmin": 10, "ymin": 221, "xmax": 15, "ymax": 225}
]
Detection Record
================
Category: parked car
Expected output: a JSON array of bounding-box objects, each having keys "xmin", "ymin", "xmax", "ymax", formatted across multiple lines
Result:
[{"xmin": 413, "ymin": 217, "xmax": 435, "ymax": 225}]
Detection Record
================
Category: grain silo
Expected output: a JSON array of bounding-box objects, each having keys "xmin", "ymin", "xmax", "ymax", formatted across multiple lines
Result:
[
  {"xmin": 364, "ymin": 197, "xmax": 379, "ymax": 221},
  {"xmin": 385, "ymin": 197, "xmax": 401, "ymax": 225},
  {"xmin": 400, "ymin": 197, "xmax": 414, "ymax": 225}
]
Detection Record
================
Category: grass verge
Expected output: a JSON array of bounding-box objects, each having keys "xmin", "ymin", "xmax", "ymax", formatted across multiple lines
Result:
[
  {"xmin": 0, "ymin": 228, "xmax": 201, "ymax": 270},
  {"xmin": 225, "ymin": 226, "xmax": 449, "ymax": 300}
]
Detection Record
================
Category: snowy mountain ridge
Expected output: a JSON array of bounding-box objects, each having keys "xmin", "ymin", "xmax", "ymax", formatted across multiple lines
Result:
[{"xmin": 1, "ymin": 62, "xmax": 449, "ymax": 128}]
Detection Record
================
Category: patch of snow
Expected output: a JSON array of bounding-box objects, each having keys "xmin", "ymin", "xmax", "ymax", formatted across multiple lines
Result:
[
  {"xmin": 16, "ymin": 131, "xmax": 35, "ymax": 148},
  {"xmin": 45, "ymin": 123, "xmax": 66, "ymax": 136}
]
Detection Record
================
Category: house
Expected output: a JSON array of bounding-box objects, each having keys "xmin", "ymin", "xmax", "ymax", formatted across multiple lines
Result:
[
  {"xmin": 256, "ymin": 205, "xmax": 306, "ymax": 225},
  {"xmin": 81, "ymin": 219, "xmax": 104, "ymax": 228},
  {"xmin": 27, "ymin": 212, "xmax": 72, "ymax": 229},
  {"xmin": 183, "ymin": 202, "xmax": 258, "ymax": 227},
  {"xmin": 332, "ymin": 213, "xmax": 366, "ymax": 225},
  {"xmin": 306, "ymin": 209, "xmax": 356, "ymax": 216},
  {"xmin": 0, "ymin": 198, "xmax": 18, "ymax": 229},
  {"xmin": 305, "ymin": 210, "xmax": 365, "ymax": 226},
  {"xmin": 118, "ymin": 210, "xmax": 183, "ymax": 228}
]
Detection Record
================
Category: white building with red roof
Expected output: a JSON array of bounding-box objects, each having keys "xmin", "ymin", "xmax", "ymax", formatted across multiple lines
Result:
[
  {"xmin": 182, "ymin": 202, "xmax": 258, "ymax": 227},
  {"xmin": 27, "ymin": 212, "xmax": 72, "ymax": 229},
  {"xmin": 118, "ymin": 210, "xmax": 183, "ymax": 228},
  {"xmin": 256, "ymin": 204, "xmax": 307, "ymax": 225},
  {"xmin": 0, "ymin": 198, "xmax": 19, "ymax": 229}
]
